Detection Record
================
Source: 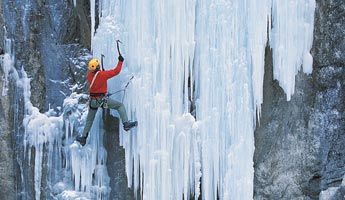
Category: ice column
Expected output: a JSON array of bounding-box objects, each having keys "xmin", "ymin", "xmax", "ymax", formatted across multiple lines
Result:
[
  {"xmin": 194, "ymin": 1, "xmax": 255, "ymax": 199},
  {"xmin": 121, "ymin": 0, "xmax": 198, "ymax": 199},
  {"xmin": 247, "ymin": 0, "xmax": 271, "ymax": 118}
]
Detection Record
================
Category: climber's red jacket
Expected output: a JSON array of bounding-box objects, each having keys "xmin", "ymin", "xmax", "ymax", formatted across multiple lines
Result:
[{"xmin": 87, "ymin": 61, "xmax": 123, "ymax": 94}]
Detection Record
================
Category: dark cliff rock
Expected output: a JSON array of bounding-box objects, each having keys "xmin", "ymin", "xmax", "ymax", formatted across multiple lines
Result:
[
  {"xmin": 254, "ymin": 47, "xmax": 319, "ymax": 200},
  {"xmin": 0, "ymin": 2, "xmax": 16, "ymax": 200},
  {"xmin": 254, "ymin": 0, "xmax": 345, "ymax": 199},
  {"xmin": 63, "ymin": 0, "xmax": 91, "ymax": 49},
  {"xmin": 103, "ymin": 112, "xmax": 136, "ymax": 200},
  {"xmin": 312, "ymin": 0, "xmax": 345, "ymax": 196}
]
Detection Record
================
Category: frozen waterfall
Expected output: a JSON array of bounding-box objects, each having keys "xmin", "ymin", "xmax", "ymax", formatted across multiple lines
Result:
[
  {"xmin": 90, "ymin": 0, "xmax": 315, "ymax": 199},
  {"xmin": 15, "ymin": 0, "xmax": 315, "ymax": 199}
]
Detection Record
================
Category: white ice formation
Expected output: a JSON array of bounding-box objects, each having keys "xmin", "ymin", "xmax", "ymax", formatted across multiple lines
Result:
[
  {"xmin": 90, "ymin": 0, "xmax": 315, "ymax": 199},
  {"xmin": 13, "ymin": 0, "xmax": 315, "ymax": 199}
]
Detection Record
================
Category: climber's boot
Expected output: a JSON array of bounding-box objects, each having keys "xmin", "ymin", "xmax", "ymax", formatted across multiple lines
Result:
[{"xmin": 123, "ymin": 121, "xmax": 138, "ymax": 131}]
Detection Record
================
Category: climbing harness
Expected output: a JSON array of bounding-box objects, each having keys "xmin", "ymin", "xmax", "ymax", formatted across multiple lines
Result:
[
  {"xmin": 89, "ymin": 93, "xmax": 106, "ymax": 109},
  {"xmin": 102, "ymin": 96, "xmax": 108, "ymax": 108}
]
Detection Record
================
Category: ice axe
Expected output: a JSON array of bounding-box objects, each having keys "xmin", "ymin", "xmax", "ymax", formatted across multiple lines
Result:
[
  {"xmin": 116, "ymin": 40, "xmax": 122, "ymax": 56},
  {"xmin": 101, "ymin": 54, "xmax": 105, "ymax": 71},
  {"xmin": 100, "ymin": 54, "xmax": 108, "ymax": 120}
]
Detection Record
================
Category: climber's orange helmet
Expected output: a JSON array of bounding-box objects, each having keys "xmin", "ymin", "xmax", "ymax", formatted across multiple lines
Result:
[{"xmin": 88, "ymin": 58, "xmax": 100, "ymax": 71}]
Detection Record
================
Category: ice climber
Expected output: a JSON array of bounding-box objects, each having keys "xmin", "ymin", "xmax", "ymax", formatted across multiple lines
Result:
[{"xmin": 76, "ymin": 55, "xmax": 137, "ymax": 146}]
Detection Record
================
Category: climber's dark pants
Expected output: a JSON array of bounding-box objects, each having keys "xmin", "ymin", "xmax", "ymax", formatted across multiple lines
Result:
[{"xmin": 82, "ymin": 97, "xmax": 128, "ymax": 136}]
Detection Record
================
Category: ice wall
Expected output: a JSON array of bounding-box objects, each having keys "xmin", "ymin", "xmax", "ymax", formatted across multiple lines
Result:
[
  {"xmin": 92, "ymin": 1, "xmax": 199, "ymax": 199},
  {"xmin": 14, "ymin": 0, "xmax": 315, "ymax": 199},
  {"xmin": 90, "ymin": 0, "xmax": 315, "ymax": 199}
]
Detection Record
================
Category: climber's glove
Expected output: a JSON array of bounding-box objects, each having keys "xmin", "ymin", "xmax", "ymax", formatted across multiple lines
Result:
[{"xmin": 118, "ymin": 55, "xmax": 124, "ymax": 62}]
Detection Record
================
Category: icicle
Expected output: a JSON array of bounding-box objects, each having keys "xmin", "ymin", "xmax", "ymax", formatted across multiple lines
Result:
[
  {"xmin": 20, "ymin": 72, "xmax": 90, "ymax": 200},
  {"xmin": 69, "ymin": 109, "xmax": 110, "ymax": 198},
  {"xmin": 270, "ymin": 0, "xmax": 315, "ymax": 101},
  {"xmin": 247, "ymin": 0, "xmax": 271, "ymax": 121}
]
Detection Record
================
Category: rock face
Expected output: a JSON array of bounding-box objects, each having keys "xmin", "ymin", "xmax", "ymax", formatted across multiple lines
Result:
[
  {"xmin": 254, "ymin": 0, "xmax": 345, "ymax": 199},
  {"xmin": 0, "ymin": 2, "xmax": 16, "ymax": 200},
  {"xmin": 312, "ymin": 0, "xmax": 345, "ymax": 197}
]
